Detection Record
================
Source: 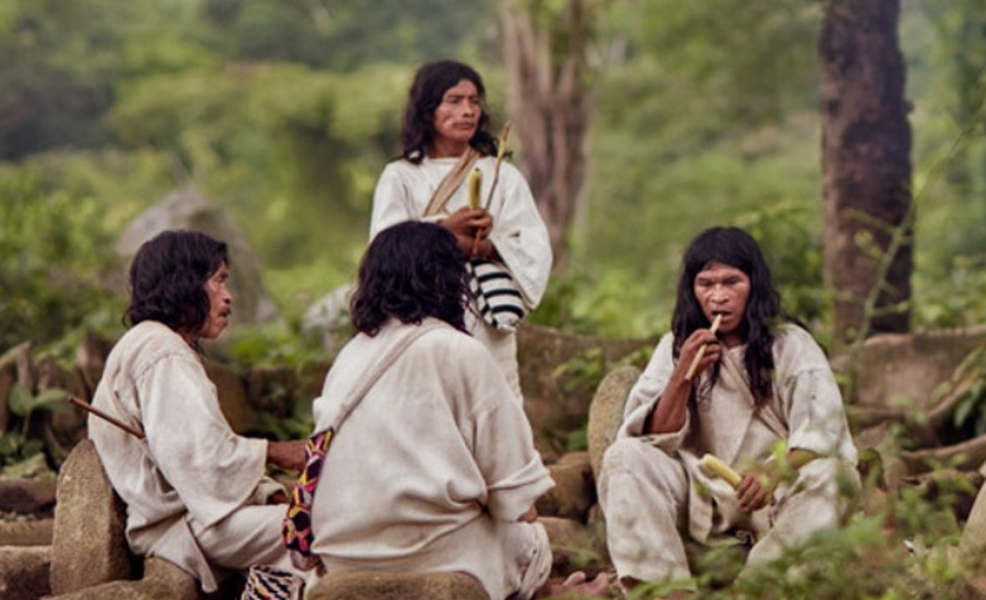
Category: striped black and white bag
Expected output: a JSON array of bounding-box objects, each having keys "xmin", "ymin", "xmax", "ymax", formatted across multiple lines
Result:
[
  {"xmin": 469, "ymin": 259, "xmax": 528, "ymax": 332},
  {"xmin": 241, "ymin": 564, "xmax": 304, "ymax": 600}
]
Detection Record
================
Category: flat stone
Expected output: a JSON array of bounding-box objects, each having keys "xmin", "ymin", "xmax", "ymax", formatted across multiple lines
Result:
[
  {"xmin": 307, "ymin": 570, "xmax": 489, "ymax": 600},
  {"xmin": 42, "ymin": 578, "xmax": 177, "ymax": 600},
  {"xmin": 0, "ymin": 545, "xmax": 51, "ymax": 600},
  {"xmin": 50, "ymin": 439, "xmax": 134, "ymax": 595},
  {"xmin": 0, "ymin": 476, "xmax": 58, "ymax": 513},
  {"xmin": 538, "ymin": 452, "xmax": 595, "ymax": 523},
  {"xmin": 0, "ymin": 517, "xmax": 53, "ymax": 546}
]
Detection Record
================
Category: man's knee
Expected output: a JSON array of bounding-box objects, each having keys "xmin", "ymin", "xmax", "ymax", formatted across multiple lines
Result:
[{"xmin": 601, "ymin": 438, "xmax": 669, "ymax": 475}]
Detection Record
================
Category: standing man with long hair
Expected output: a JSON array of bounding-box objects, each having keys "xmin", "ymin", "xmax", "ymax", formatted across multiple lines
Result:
[
  {"xmin": 597, "ymin": 227, "xmax": 858, "ymax": 599},
  {"xmin": 370, "ymin": 59, "xmax": 552, "ymax": 399}
]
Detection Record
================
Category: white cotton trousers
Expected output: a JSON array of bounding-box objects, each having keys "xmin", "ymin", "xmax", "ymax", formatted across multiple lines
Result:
[
  {"xmin": 467, "ymin": 310, "xmax": 523, "ymax": 401},
  {"xmin": 191, "ymin": 504, "xmax": 297, "ymax": 574},
  {"xmin": 597, "ymin": 438, "xmax": 850, "ymax": 587}
]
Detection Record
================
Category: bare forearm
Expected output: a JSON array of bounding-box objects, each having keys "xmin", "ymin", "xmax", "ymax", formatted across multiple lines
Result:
[
  {"xmin": 645, "ymin": 375, "xmax": 691, "ymax": 434},
  {"xmin": 266, "ymin": 440, "xmax": 306, "ymax": 472}
]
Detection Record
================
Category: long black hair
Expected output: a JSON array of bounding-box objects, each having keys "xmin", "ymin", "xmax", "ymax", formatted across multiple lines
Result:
[
  {"xmin": 399, "ymin": 60, "xmax": 498, "ymax": 163},
  {"xmin": 350, "ymin": 221, "xmax": 470, "ymax": 336},
  {"xmin": 671, "ymin": 226, "xmax": 780, "ymax": 407},
  {"xmin": 126, "ymin": 230, "xmax": 228, "ymax": 337}
]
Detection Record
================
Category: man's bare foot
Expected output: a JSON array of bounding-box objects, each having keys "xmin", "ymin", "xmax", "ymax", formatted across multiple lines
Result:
[{"xmin": 537, "ymin": 570, "xmax": 613, "ymax": 598}]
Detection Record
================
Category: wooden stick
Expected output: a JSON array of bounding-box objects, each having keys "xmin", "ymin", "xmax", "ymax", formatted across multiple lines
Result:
[
  {"xmin": 684, "ymin": 313, "xmax": 722, "ymax": 381},
  {"xmin": 483, "ymin": 122, "xmax": 511, "ymax": 211},
  {"xmin": 471, "ymin": 123, "xmax": 512, "ymax": 257},
  {"xmin": 68, "ymin": 396, "xmax": 145, "ymax": 440}
]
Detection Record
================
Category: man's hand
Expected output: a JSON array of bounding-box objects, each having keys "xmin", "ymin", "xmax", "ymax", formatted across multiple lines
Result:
[
  {"xmin": 441, "ymin": 208, "xmax": 493, "ymax": 255},
  {"xmin": 676, "ymin": 327, "xmax": 721, "ymax": 381},
  {"xmin": 736, "ymin": 464, "xmax": 778, "ymax": 512},
  {"xmin": 267, "ymin": 489, "xmax": 289, "ymax": 505},
  {"xmin": 267, "ymin": 440, "xmax": 306, "ymax": 472},
  {"xmin": 518, "ymin": 505, "xmax": 538, "ymax": 523}
]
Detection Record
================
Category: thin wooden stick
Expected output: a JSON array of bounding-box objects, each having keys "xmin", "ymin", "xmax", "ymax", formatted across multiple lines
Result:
[
  {"xmin": 472, "ymin": 123, "xmax": 512, "ymax": 257},
  {"xmin": 483, "ymin": 122, "xmax": 511, "ymax": 211},
  {"xmin": 685, "ymin": 313, "xmax": 722, "ymax": 381},
  {"xmin": 68, "ymin": 396, "xmax": 145, "ymax": 439}
]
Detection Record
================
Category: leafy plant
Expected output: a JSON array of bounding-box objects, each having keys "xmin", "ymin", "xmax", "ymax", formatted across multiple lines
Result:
[
  {"xmin": 0, "ymin": 383, "xmax": 69, "ymax": 467},
  {"xmin": 948, "ymin": 343, "xmax": 986, "ymax": 437}
]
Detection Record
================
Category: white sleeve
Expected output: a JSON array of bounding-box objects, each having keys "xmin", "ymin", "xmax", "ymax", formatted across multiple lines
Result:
[
  {"xmin": 139, "ymin": 353, "xmax": 267, "ymax": 527},
  {"xmin": 486, "ymin": 162, "xmax": 553, "ymax": 309},
  {"xmin": 618, "ymin": 334, "xmax": 690, "ymax": 452},
  {"xmin": 370, "ymin": 162, "xmax": 419, "ymax": 239}
]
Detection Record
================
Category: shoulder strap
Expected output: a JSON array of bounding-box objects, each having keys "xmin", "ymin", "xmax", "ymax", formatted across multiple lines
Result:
[
  {"xmin": 327, "ymin": 320, "xmax": 444, "ymax": 432},
  {"xmin": 282, "ymin": 320, "xmax": 446, "ymax": 570},
  {"xmin": 423, "ymin": 147, "xmax": 481, "ymax": 217}
]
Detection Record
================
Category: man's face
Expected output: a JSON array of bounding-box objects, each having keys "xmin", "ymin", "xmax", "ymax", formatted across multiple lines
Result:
[
  {"xmin": 432, "ymin": 79, "xmax": 481, "ymax": 147},
  {"xmin": 199, "ymin": 262, "xmax": 232, "ymax": 340},
  {"xmin": 693, "ymin": 262, "xmax": 751, "ymax": 348}
]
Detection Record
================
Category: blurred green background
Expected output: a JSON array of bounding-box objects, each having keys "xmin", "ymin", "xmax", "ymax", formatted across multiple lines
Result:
[{"xmin": 2, "ymin": 0, "xmax": 985, "ymax": 359}]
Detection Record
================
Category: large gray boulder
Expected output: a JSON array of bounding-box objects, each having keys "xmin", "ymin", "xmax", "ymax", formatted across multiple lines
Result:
[
  {"xmin": 114, "ymin": 189, "xmax": 280, "ymax": 326},
  {"xmin": 832, "ymin": 325, "xmax": 986, "ymax": 409}
]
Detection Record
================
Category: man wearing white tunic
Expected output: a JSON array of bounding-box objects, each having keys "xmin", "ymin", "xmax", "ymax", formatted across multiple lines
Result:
[
  {"xmin": 306, "ymin": 221, "xmax": 608, "ymax": 599},
  {"xmin": 369, "ymin": 59, "xmax": 552, "ymax": 399},
  {"xmin": 597, "ymin": 227, "xmax": 858, "ymax": 599},
  {"xmin": 88, "ymin": 230, "xmax": 306, "ymax": 593}
]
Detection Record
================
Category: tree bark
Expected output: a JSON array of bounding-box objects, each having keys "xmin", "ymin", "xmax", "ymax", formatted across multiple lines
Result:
[
  {"xmin": 819, "ymin": 0, "xmax": 913, "ymax": 349},
  {"xmin": 501, "ymin": 0, "xmax": 596, "ymax": 271}
]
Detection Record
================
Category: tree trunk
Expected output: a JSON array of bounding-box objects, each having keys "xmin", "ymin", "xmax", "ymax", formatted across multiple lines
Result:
[
  {"xmin": 819, "ymin": 0, "xmax": 913, "ymax": 349},
  {"xmin": 501, "ymin": 0, "xmax": 596, "ymax": 271}
]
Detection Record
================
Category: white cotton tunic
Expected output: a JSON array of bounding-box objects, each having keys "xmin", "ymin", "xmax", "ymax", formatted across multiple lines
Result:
[
  {"xmin": 309, "ymin": 318, "xmax": 554, "ymax": 600},
  {"xmin": 370, "ymin": 156, "xmax": 553, "ymax": 397},
  {"xmin": 88, "ymin": 321, "xmax": 288, "ymax": 592},
  {"xmin": 598, "ymin": 324, "xmax": 859, "ymax": 585}
]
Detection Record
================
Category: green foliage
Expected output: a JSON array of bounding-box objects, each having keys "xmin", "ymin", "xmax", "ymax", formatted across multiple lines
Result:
[
  {"xmin": 199, "ymin": 0, "xmax": 494, "ymax": 71},
  {"xmin": 735, "ymin": 201, "xmax": 830, "ymax": 334},
  {"xmin": 0, "ymin": 382, "xmax": 69, "ymax": 468},
  {"xmin": 0, "ymin": 164, "xmax": 124, "ymax": 349},
  {"xmin": 8, "ymin": 384, "xmax": 70, "ymax": 435},
  {"xmin": 224, "ymin": 322, "xmax": 330, "ymax": 371},
  {"xmin": 945, "ymin": 343, "xmax": 986, "ymax": 437},
  {"xmin": 552, "ymin": 345, "xmax": 653, "ymax": 452},
  {"xmin": 532, "ymin": 267, "xmax": 666, "ymax": 337}
]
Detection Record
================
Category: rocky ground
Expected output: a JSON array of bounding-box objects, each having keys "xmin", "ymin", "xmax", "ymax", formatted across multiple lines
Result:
[{"xmin": 4, "ymin": 323, "xmax": 986, "ymax": 599}]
